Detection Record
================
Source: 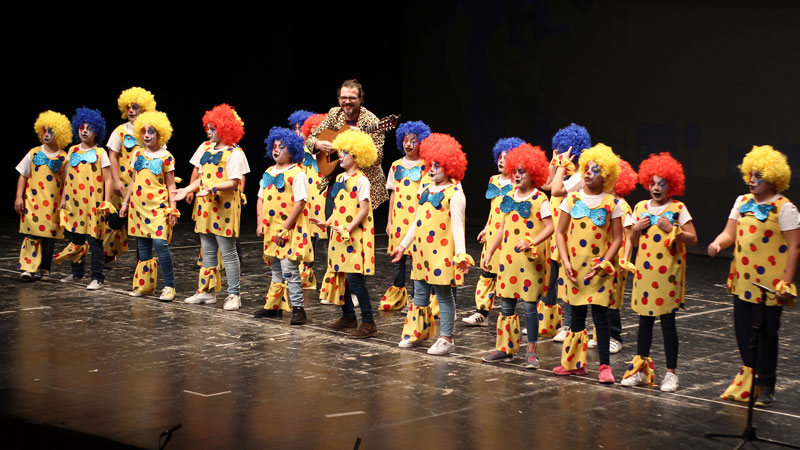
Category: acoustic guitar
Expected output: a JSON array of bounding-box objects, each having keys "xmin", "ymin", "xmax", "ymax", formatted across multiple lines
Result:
[{"xmin": 315, "ymin": 114, "xmax": 400, "ymax": 177}]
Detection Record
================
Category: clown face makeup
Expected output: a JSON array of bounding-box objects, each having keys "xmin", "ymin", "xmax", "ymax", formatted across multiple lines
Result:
[
  {"xmin": 583, "ymin": 160, "xmax": 604, "ymax": 192},
  {"xmin": 206, "ymin": 124, "xmax": 220, "ymax": 144},
  {"xmin": 429, "ymin": 161, "xmax": 449, "ymax": 185},
  {"xmin": 272, "ymin": 139, "xmax": 291, "ymax": 165},
  {"xmin": 127, "ymin": 103, "xmax": 141, "ymax": 122},
  {"xmin": 339, "ymin": 150, "xmax": 356, "ymax": 171},
  {"xmin": 78, "ymin": 123, "xmax": 96, "ymax": 146},
  {"xmin": 497, "ymin": 151, "xmax": 507, "ymax": 174},
  {"xmin": 142, "ymin": 126, "xmax": 159, "ymax": 150},
  {"xmin": 403, "ymin": 133, "xmax": 420, "ymax": 158},
  {"xmin": 513, "ymin": 167, "xmax": 532, "ymax": 190},
  {"xmin": 294, "ymin": 123, "xmax": 303, "ymax": 137},
  {"xmin": 649, "ymin": 175, "xmax": 670, "ymax": 205},
  {"xmin": 41, "ymin": 127, "xmax": 55, "ymax": 146},
  {"xmin": 748, "ymin": 171, "xmax": 775, "ymax": 198}
]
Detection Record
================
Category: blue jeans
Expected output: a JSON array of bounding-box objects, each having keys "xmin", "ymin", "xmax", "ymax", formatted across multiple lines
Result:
[
  {"xmin": 270, "ymin": 257, "xmax": 303, "ymax": 307},
  {"xmin": 500, "ymin": 297, "xmax": 539, "ymax": 344},
  {"xmin": 70, "ymin": 233, "xmax": 104, "ymax": 281},
  {"xmin": 342, "ymin": 273, "xmax": 374, "ymax": 322},
  {"xmin": 199, "ymin": 233, "xmax": 240, "ymax": 294},
  {"xmin": 137, "ymin": 237, "xmax": 175, "ymax": 287},
  {"xmin": 413, "ymin": 280, "xmax": 455, "ymax": 338}
]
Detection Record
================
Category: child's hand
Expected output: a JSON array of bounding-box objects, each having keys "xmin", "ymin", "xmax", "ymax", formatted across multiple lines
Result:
[
  {"xmin": 169, "ymin": 215, "xmax": 178, "ymax": 227},
  {"xmin": 656, "ymin": 216, "xmax": 674, "ymax": 233},
  {"xmin": 256, "ymin": 222, "xmax": 264, "ymax": 238},
  {"xmin": 515, "ymin": 238, "xmax": 531, "ymax": 252},
  {"xmin": 707, "ymin": 242, "xmax": 721, "ymax": 257},
  {"xmin": 171, "ymin": 188, "xmax": 187, "ymax": 202},
  {"xmin": 632, "ymin": 216, "xmax": 651, "ymax": 232},
  {"xmin": 390, "ymin": 246, "xmax": 405, "ymax": 263},
  {"xmin": 185, "ymin": 192, "xmax": 195, "ymax": 204},
  {"xmin": 562, "ymin": 259, "xmax": 578, "ymax": 283},
  {"xmin": 584, "ymin": 265, "xmax": 601, "ymax": 281},
  {"xmin": 275, "ymin": 229, "xmax": 290, "ymax": 246},
  {"xmin": 456, "ymin": 260, "xmax": 471, "ymax": 275},
  {"xmin": 196, "ymin": 187, "xmax": 212, "ymax": 197},
  {"xmin": 14, "ymin": 197, "xmax": 23, "ymax": 214},
  {"xmin": 477, "ymin": 228, "xmax": 487, "ymax": 244},
  {"xmin": 385, "ymin": 222, "xmax": 392, "ymax": 236},
  {"xmin": 114, "ymin": 180, "xmax": 125, "ymax": 197},
  {"xmin": 309, "ymin": 217, "xmax": 327, "ymax": 228},
  {"xmin": 59, "ymin": 198, "xmax": 66, "ymax": 210},
  {"xmin": 118, "ymin": 204, "xmax": 128, "ymax": 218},
  {"xmin": 480, "ymin": 254, "xmax": 492, "ymax": 272}
]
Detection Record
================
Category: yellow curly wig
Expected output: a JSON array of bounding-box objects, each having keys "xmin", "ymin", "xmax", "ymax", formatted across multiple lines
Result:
[
  {"xmin": 117, "ymin": 87, "xmax": 157, "ymax": 118},
  {"xmin": 33, "ymin": 110, "xmax": 73, "ymax": 149},
  {"xmin": 739, "ymin": 145, "xmax": 791, "ymax": 192},
  {"xmin": 133, "ymin": 111, "xmax": 173, "ymax": 148},
  {"xmin": 332, "ymin": 130, "xmax": 377, "ymax": 168},
  {"xmin": 578, "ymin": 143, "xmax": 620, "ymax": 192}
]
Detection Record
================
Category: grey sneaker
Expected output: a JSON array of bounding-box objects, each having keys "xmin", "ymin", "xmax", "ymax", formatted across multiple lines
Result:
[
  {"xmin": 482, "ymin": 350, "xmax": 513, "ymax": 363},
  {"xmin": 525, "ymin": 352, "xmax": 540, "ymax": 369}
]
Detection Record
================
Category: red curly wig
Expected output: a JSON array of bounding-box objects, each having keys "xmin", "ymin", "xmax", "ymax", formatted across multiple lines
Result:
[
  {"xmin": 503, "ymin": 143, "xmax": 549, "ymax": 188},
  {"xmin": 614, "ymin": 159, "xmax": 638, "ymax": 197},
  {"xmin": 420, "ymin": 133, "xmax": 467, "ymax": 182},
  {"xmin": 638, "ymin": 152, "xmax": 685, "ymax": 197},
  {"xmin": 300, "ymin": 113, "xmax": 327, "ymax": 139},
  {"xmin": 202, "ymin": 104, "xmax": 245, "ymax": 146}
]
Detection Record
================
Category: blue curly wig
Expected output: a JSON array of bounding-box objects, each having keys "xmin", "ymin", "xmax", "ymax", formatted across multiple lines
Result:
[
  {"xmin": 265, "ymin": 126, "xmax": 305, "ymax": 163},
  {"xmin": 71, "ymin": 107, "xmax": 107, "ymax": 144},
  {"xmin": 288, "ymin": 110, "xmax": 315, "ymax": 131},
  {"xmin": 395, "ymin": 121, "xmax": 432, "ymax": 152},
  {"xmin": 492, "ymin": 137, "xmax": 525, "ymax": 163},
  {"xmin": 552, "ymin": 123, "xmax": 591, "ymax": 159}
]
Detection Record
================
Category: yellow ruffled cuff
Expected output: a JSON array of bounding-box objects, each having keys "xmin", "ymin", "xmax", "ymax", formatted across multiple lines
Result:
[
  {"xmin": 338, "ymin": 229, "xmax": 351, "ymax": 243},
  {"xmin": 174, "ymin": 176, "xmax": 183, "ymax": 184},
  {"xmin": 240, "ymin": 193, "xmax": 248, "ymax": 206},
  {"xmin": 668, "ymin": 225, "xmax": 683, "ymax": 241},
  {"xmin": 277, "ymin": 228, "xmax": 291, "ymax": 239},
  {"xmin": 520, "ymin": 237, "xmax": 539, "ymax": 259},
  {"xmin": 593, "ymin": 258, "xmax": 616, "ymax": 276},
  {"xmin": 164, "ymin": 208, "xmax": 181, "ymax": 217},
  {"xmin": 552, "ymin": 152, "xmax": 576, "ymax": 174},
  {"xmin": 776, "ymin": 280, "xmax": 797, "ymax": 297},
  {"xmin": 454, "ymin": 253, "xmax": 475, "ymax": 267},
  {"xmin": 619, "ymin": 258, "xmax": 636, "ymax": 272},
  {"xmin": 98, "ymin": 201, "xmax": 117, "ymax": 214}
]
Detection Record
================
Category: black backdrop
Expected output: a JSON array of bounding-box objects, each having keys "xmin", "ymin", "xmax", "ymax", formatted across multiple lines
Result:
[{"xmin": 4, "ymin": 1, "xmax": 799, "ymax": 246}]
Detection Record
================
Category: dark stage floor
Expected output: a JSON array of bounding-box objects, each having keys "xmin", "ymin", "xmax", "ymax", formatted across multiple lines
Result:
[{"xmin": 0, "ymin": 215, "xmax": 798, "ymax": 450}]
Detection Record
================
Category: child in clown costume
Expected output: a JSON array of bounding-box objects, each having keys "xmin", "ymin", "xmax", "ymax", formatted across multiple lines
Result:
[
  {"xmin": 54, "ymin": 107, "xmax": 113, "ymax": 290},
  {"xmin": 105, "ymin": 87, "xmax": 157, "ymax": 260},
  {"xmin": 173, "ymin": 104, "xmax": 249, "ymax": 311},
  {"xmin": 118, "ymin": 111, "xmax": 179, "ymax": 301},
  {"xmin": 539, "ymin": 123, "xmax": 592, "ymax": 342},
  {"xmin": 619, "ymin": 153, "xmax": 697, "ymax": 392},
  {"xmin": 392, "ymin": 133, "xmax": 473, "ymax": 355},
  {"xmin": 480, "ymin": 143, "xmax": 553, "ymax": 368},
  {"xmin": 380, "ymin": 120, "xmax": 431, "ymax": 311},
  {"xmin": 253, "ymin": 127, "xmax": 313, "ymax": 325},
  {"xmin": 311, "ymin": 130, "xmax": 378, "ymax": 338},
  {"xmin": 15, "ymin": 111, "xmax": 72, "ymax": 281},
  {"xmin": 709, "ymin": 146, "xmax": 798, "ymax": 406},
  {"xmin": 552, "ymin": 144, "xmax": 623, "ymax": 383},
  {"xmin": 461, "ymin": 138, "xmax": 517, "ymax": 327}
]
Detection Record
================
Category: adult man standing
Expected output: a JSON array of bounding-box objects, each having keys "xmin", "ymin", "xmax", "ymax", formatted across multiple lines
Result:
[{"xmin": 305, "ymin": 79, "xmax": 388, "ymax": 210}]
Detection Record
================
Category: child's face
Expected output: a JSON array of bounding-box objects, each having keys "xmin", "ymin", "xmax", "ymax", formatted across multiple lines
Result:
[
  {"xmin": 127, "ymin": 103, "xmax": 141, "ymax": 122},
  {"xmin": 41, "ymin": 127, "xmax": 55, "ymax": 145},
  {"xmin": 403, "ymin": 133, "xmax": 420, "ymax": 157},
  {"xmin": 339, "ymin": 150, "xmax": 356, "ymax": 170},
  {"xmin": 513, "ymin": 166, "xmax": 531, "ymax": 189},
  {"xmin": 429, "ymin": 161, "xmax": 449, "ymax": 184},
  {"xmin": 583, "ymin": 161, "xmax": 604, "ymax": 191},
  {"xmin": 294, "ymin": 123, "xmax": 303, "ymax": 137},
  {"xmin": 206, "ymin": 124, "xmax": 220, "ymax": 143},
  {"xmin": 272, "ymin": 139, "xmax": 291, "ymax": 164},
  {"xmin": 649, "ymin": 175, "xmax": 670, "ymax": 203},
  {"xmin": 141, "ymin": 126, "xmax": 159, "ymax": 149},
  {"xmin": 748, "ymin": 171, "xmax": 774, "ymax": 196},
  {"xmin": 497, "ymin": 151, "xmax": 507, "ymax": 174},
  {"xmin": 78, "ymin": 123, "xmax": 96, "ymax": 146}
]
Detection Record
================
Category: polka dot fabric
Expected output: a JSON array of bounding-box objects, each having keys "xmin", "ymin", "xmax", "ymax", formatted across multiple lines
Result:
[
  {"xmin": 264, "ymin": 281, "xmax": 291, "ymax": 312},
  {"xmin": 326, "ymin": 171, "xmax": 375, "ymax": 275},
  {"xmin": 474, "ymin": 275, "xmax": 496, "ymax": 312},
  {"xmin": 193, "ymin": 143, "xmax": 243, "ymax": 238},
  {"xmin": 495, "ymin": 314, "xmax": 521, "ymax": 354},
  {"xmin": 106, "ymin": 124, "xmax": 137, "ymax": 256},
  {"xmin": 400, "ymin": 304, "xmax": 436, "ymax": 344},
  {"xmin": 536, "ymin": 301, "xmax": 562, "ymax": 337},
  {"xmin": 128, "ymin": 149, "xmax": 176, "ymax": 241},
  {"xmin": 557, "ymin": 192, "xmax": 617, "ymax": 306},
  {"xmin": 495, "ymin": 188, "xmax": 549, "ymax": 303},
  {"xmin": 18, "ymin": 147, "xmax": 66, "ymax": 238},
  {"xmin": 302, "ymin": 149, "xmax": 326, "ymax": 238},
  {"xmin": 132, "ymin": 258, "xmax": 159, "ymax": 294},
  {"xmin": 410, "ymin": 185, "xmax": 464, "ymax": 286},
  {"xmin": 610, "ymin": 199, "xmax": 633, "ymax": 309},
  {"xmin": 560, "ymin": 329, "xmax": 588, "ymax": 371},
  {"xmin": 630, "ymin": 200, "xmax": 687, "ymax": 316},
  {"xmin": 60, "ymin": 145, "xmax": 109, "ymax": 238},
  {"xmin": 260, "ymin": 164, "xmax": 313, "ymax": 263},
  {"xmin": 387, "ymin": 159, "xmax": 429, "ymax": 255},
  {"xmin": 197, "ymin": 266, "xmax": 222, "ymax": 293},
  {"xmin": 721, "ymin": 366, "xmax": 759, "ymax": 403},
  {"xmin": 728, "ymin": 194, "xmax": 793, "ymax": 306},
  {"xmin": 18, "ymin": 237, "xmax": 42, "ymax": 272},
  {"xmin": 621, "ymin": 355, "xmax": 655, "ymax": 385},
  {"xmin": 480, "ymin": 175, "xmax": 510, "ymax": 273}
]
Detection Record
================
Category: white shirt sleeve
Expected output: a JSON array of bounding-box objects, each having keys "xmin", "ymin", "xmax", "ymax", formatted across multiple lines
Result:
[
  {"xmin": 539, "ymin": 199, "xmax": 552, "ymax": 218},
  {"xmin": 15, "ymin": 153, "xmax": 32, "ymax": 177},
  {"xmin": 292, "ymin": 171, "xmax": 308, "ymax": 202},
  {"xmin": 728, "ymin": 195, "xmax": 746, "ymax": 221},
  {"xmin": 107, "ymin": 131, "xmax": 122, "ymax": 153},
  {"xmin": 779, "ymin": 202, "xmax": 800, "ymax": 231},
  {"xmin": 225, "ymin": 151, "xmax": 246, "ymax": 180},
  {"xmin": 611, "ymin": 202, "xmax": 623, "ymax": 219},
  {"xmin": 385, "ymin": 166, "xmax": 396, "ymax": 190},
  {"xmin": 240, "ymin": 149, "xmax": 251, "ymax": 175},
  {"xmin": 450, "ymin": 188, "xmax": 467, "ymax": 255},
  {"xmin": 357, "ymin": 176, "xmax": 371, "ymax": 202},
  {"xmin": 189, "ymin": 144, "xmax": 206, "ymax": 168},
  {"xmin": 677, "ymin": 206, "xmax": 693, "ymax": 226},
  {"xmin": 623, "ymin": 212, "xmax": 635, "ymax": 228},
  {"xmin": 563, "ymin": 173, "xmax": 584, "ymax": 193},
  {"xmin": 100, "ymin": 150, "xmax": 111, "ymax": 168}
]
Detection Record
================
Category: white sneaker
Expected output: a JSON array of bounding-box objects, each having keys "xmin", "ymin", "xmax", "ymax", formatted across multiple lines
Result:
[
  {"xmin": 609, "ymin": 338, "xmax": 622, "ymax": 354},
  {"xmin": 620, "ymin": 370, "xmax": 648, "ymax": 387},
  {"xmin": 427, "ymin": 337, "xmax": 455, "ymax": 355},
  {"xmin": 60, "ymin": 274, "xmax": 79, "ymax": 283},
  {"xmin": 159, "ymin": 287, "xmax": 176, "ymax": 301},
  {"xmin": 185, "ymin": 292, "xmax": 216, "ymax": 304},
  {"xmin": 660, "ymin": 372, "xmax": 679, "ymax": 392},
  {"xmin": 223, "ymin": 294, "xmax": 241, "ymax": 311},
  {"xmin": 86, "ymin": 280, "xmax": 103, "ymax": 290},
  {"xmin": 351, "ymin": 293, "xmax": 359, "ymax": 308},
  {"xmin": 553, "ymin": 326, "xmax": 570, "ymax": 342},
  {"xmin": 320, "ymin": 299, "xmax": 332, "ymax": 305},
  {"xmin": 129, "ymin": 290, "xmax": 143, "ymax": 297},
  {"xmin": 461, "ymin": 312, "xmax": 488, "ymax": 326},
  {"xmin": 588, "ymin": 338, "xmax": 598, "ymax": 349},
  {"xmin": 522, "ymin": 328, "xmax": 528, "ymax": 335},
  {"xmin": 20, "ymin": 271, "xmax": 34, "ymax": 281},
  {"xmin": 398, "ymin": 338, "xmax": 420, "ymax": 348},
  {"xmin": 38, "ymin": 270, "xmax": 50, "ymax": 281}
]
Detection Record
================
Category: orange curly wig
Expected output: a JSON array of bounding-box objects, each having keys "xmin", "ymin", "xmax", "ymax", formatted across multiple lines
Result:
[
  {"xmin": 503, "ymin": 143, "xmax": 549, "ymax": 188},
  {"xmin": 300, "ymin": 113, "xmax": 327, "ymax": 139},
  {"xmin": 420, "ymin": 133, "xmax": 467, "ymax": 182},
  {"xmin": 202, "ymin": 104, "xmax": 244, "ymax": 146},
  {"xmin": 614, "ymin": 159, "xmax": 638, "ymax": 197},
  {"xmin": 638, "ymin": 152, "xmax": 685, "ymax": 197}
]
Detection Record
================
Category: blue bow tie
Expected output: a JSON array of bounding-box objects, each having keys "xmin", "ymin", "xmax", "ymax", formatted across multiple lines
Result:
[
  {"xmin": 500, "ymin": 195, "xmax": 531, "ymax": 218},
  {"xmin": 133, "ymin": 154, "xmax": 163, "ymax": 175},
  {"xmin": 123, "ymin": 134, "xmax": 138, "ymax": 150},
  {"xmin": 640, "ymin": 211, "xmax": 676, "ymax": 227},
  {"xmin": 485, "ymin": 183, "xmax": 513, "ymax": 200},
  {"xmin": 570, "ymin": 199, "xmax": 608, "ymax": 226},
  {"xmin": 395, "ymin": 165, "xmax": 423, "ymax": 182},
  {"xmin": 32, "ymin": 151, "xmax": 63, "ymax": 173},
  {"xmin": 419, "ymin": 189, "xmax": 445, "ymax": 209},
  {"xmin": 303, "ymin": 152, "xmax": 319, "ymax": 173},
  {"xmin": 199, "ymin": 151, "xmax": 223, "ymax": 165},
  {"xmin": 69, "ymin": 149, "xmax": 98, "ymax": 167},
  {"xmin": 330, "ymin": 180, "xmax": 347, "ymax": 198},
  {"xmin": 260, "ymin": 172, "xmax": 285, "ymax": 190},
  {"xmin": 739, "ymin": 198, "xmax": 774, "ymax": 222}
]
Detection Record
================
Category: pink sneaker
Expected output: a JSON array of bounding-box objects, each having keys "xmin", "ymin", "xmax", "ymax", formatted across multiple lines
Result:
[
  {"xmin": 553, "ymin": 365, "xmax": 588, "ymax": 376},
  {"xmin": 598, "ymin": 364, "xmax": 615, "ymax": 384}
]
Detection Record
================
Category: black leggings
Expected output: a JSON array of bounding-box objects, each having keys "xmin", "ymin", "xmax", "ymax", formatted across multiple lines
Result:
[
  {"xmin": 636, "ymin": 312, "xmax": 679, "ymax": 370},
  {"xmin": 571, "ymin": 304, "xmax": 610, "ymax": 365},
  {"xmin": 733, "ymin": 296, "xmax": 782, "ymax": 388}
]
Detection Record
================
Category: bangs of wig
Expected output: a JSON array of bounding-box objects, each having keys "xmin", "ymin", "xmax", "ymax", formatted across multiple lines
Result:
[
  {"xmin": 578, "ymin": 143, "xmax": 621, "ymax": 192},
  {"xmin": 739, "ymin": 145, "xmax": 791, "ymax": 192},
  {"xmin": 202, "ymin": 104, "xmax": 245, "ymax": 146},
  {"xmin": 117, "ymin": 87, "xmax": 156, "ymax": 118},
  {"xmin": 265, "ymin": 126, "xmax": 305, "ymax": 163},
  {"xmin": 420, "ymin": 133, "xmax": 468, "ymax": 182},
  {"xmin": 638, "ymin": 152, "xmax": 686, "ymax": 197},
  {"xmin": 133, "ymin": 111, "xmax": 173, "ymax": 148},
  {"xmin": 71, "ymin": 107, "xmax": 107, "ymax": 144}
]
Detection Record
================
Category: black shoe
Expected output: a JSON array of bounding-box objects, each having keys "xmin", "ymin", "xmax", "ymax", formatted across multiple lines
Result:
[
  {"xmin": 290, "ymin": 307, "xmax": 307, "ymax": 325},
  {"xmin": 253, "ymin": 308, "xmax": 283, "ymax": 318},
  {"xmin": 756, "ymin": 386, "xmax": 775, "ymax": 407}
]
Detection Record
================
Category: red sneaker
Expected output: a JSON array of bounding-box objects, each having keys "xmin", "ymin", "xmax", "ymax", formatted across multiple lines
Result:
[
  {"xmin": 553, "ymin": 365, "xmax": 588, "ymax": 376},
  {"xmin": 598, "ymin": 364, "xmax": 615, "ymax": 384}
]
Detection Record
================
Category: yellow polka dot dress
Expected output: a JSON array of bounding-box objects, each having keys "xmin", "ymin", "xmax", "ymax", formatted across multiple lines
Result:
[
  {"xmin": 193, "ymin": 144, "xmax": 243, "ymax": 238},
  {"xmin": 260, "ymin": 164, "xmax": 313, "ymax": 262},
  {"xmin": 327, "ymin": 171, "xmax": 374, "ymax": 275},
  {"xmin": 61, "ymin": 145, "xmax": 109, "ymax": 238},
  {"xmin": 387, "ymin": 159, "xmax": 429, "ymax": 256},
  {"xmin": 19, "ymin": 147, "xmax": 66, "ymax": 238},
  {"xmin": 410, "ymin": 184, "xmax": 465, "ymax": 286},
  {"xmin": 128, "ymin": 149, "xmax": 176, "ymax": 241},
  {"xmin": 301, "ymin": 149, "xmax": 326, "ymax": 239}
]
